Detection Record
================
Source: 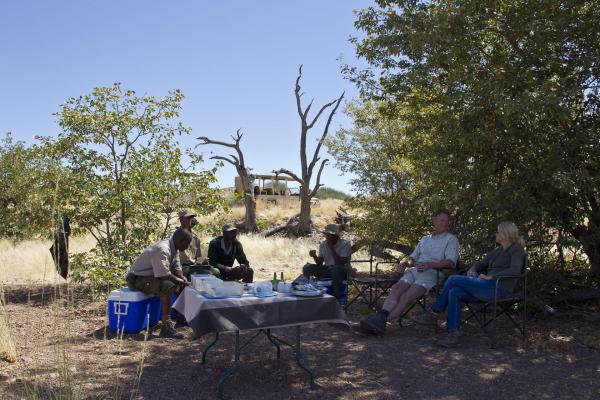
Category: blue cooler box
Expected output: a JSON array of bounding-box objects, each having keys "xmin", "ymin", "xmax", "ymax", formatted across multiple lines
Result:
[
  {"xmin": 108, "ymin": 288, "xmax": 161, "ymax": 333},
  {"xmin": 318, "ymin": 280, "xmax": 348, "ymax": 305}
]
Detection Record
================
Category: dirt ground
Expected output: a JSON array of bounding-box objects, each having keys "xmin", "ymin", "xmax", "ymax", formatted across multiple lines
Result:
[{"xmin": 1, "ymin": 285, "xmax": 599, "ymax": 400}]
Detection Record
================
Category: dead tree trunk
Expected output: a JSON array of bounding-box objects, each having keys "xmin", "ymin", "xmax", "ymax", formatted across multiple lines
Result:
[
  {"xmin": 197, "ymin": 129, "xmax": 258, "ymax": 233},
  {"xmin": 274, "ymin": 65, "xmax": 344, "ymax": 236}
]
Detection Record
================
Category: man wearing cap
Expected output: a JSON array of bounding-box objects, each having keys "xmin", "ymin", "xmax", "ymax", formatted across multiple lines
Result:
[
  {"xmin": 303, "ymin": 224, "xmax": 352, "ymax": 300},
  {"xmin": 126, "ymin": 228, "xmax": 192, "ymax": 339},
  {"xmin": 177, "ymin": 209, "xmax": 220, "ymax": 279},
  {"xmin": 207, "ymin": 224, "xmax": 253, "ymax": 283}
]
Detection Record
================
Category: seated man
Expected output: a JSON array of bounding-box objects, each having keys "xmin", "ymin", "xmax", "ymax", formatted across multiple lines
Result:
[
  {"xmin": 207, "ymin": 224, "xmax": 253, "ymax": 283},
  {"xmin": 302, "ymin": 224, "xmax": 351, "ymax": 300},
  {"xmin": 359, "ymin": 209, "xmax": 459, "ymax": 335},
  {"xmin": 177, "ymin": 209, "xmax": 220, "ymax": 279},
  {"xmin": 126, "ymin": 228, "xmax": 192, "ymax": 339}
]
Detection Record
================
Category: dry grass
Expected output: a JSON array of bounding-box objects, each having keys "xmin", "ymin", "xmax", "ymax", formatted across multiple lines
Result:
[
  {"xmin": 0, "ymin": 199, "xmax": 358, "ymax": 285},
  {"xmin": 202, "ymin": 198, "xmax": 344, "ymax": 229},
  {"xmin": 0, "ymin": 290, "xmax": 17, "ymax": 363},
  {"xmin": 0, "ymin": 236, "xmax": 96, "ymax": 284}
]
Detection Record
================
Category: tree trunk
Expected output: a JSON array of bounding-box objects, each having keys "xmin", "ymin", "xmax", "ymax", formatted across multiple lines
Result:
[
  {"xmin": 243, "ymin": 193, "xmax": 257, "ymax": 232},
  {"xmin": 297, "ymin": 187, "xmax": 312, "ymax": 234}
]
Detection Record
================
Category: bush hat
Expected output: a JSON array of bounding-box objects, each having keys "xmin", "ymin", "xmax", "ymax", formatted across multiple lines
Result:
[
  {"xmin": 178, "ymin": 209, "xmax": 197, "ymax": 218},
  {"xmin": 321, "ymin": 224, "xmax": 342, "ymax": 237},
  {"xmin": 222, "ymin": 223, "xmax": 238, "ymax": 232}
]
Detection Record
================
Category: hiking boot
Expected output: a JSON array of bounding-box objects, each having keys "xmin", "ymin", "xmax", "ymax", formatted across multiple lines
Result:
[
  {"xmin": 411, "ymin": 310, "xmax": 440, "ymax": 326},
  {"xmin": 437, "ymin": 331, "xmax": 461, "ymax": 348},
  {"xmin": 160, "ymin": 321, "xmax": 184, "ymax": 339},
  {"xmin": 359, "ymin": 313, "xmax": 386, "ymax": 335},
  {"xmin": 174, "ymin": 315, "xmax": 188, "ymax": 328}
]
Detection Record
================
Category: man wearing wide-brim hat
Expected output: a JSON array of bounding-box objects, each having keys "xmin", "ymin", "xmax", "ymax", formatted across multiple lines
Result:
[
  {"xmin": 303, "ymin": 223, "xmax": 351, "ymax": 300},
  {"xmin": 177, "ymin": 209, "xmax": 220, "ymax": 279},
  {"xmin": 207, "ymin": 223, "xmax": 253, "ymax": 283}
]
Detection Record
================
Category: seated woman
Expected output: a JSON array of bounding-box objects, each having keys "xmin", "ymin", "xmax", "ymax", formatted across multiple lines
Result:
[{"xmin": 411, "ymin": 221, "xmax": 525, "ymax": 347}]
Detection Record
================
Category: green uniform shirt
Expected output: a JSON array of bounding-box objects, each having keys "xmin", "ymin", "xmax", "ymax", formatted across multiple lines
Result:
[
  {"xmin": 179, "ymin": 232, "xmax": 202, "ymax": 265},
  {"xmin": 207, "ymin": 236, "xmax": 249, "ymax": 273}
]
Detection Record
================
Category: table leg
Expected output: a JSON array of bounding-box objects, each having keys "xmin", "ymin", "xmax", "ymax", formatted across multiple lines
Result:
[
  {"xmin": 266, "ymin": 329, "xmax": 281, "ymax": 359},
  {"xmin": 217, "ymin": 330, "xmax": 241, "ymax": 400},
  {"xmin": 202, "ymin": 332, "xmax": 219, "ymax": 365},
  {"xmin": 293, "ymin": 326, "xmax": 315, "ymax": 389}
]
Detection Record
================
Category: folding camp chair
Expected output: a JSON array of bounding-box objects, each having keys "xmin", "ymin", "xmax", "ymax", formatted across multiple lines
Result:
[
  {"xmin": 345, "ymin": 257, "xmax": 398, "ymax": 311},
  {"xmin": 461, "ymin": 254, "xmax": 528, "ymax": 348},
  {"xmin": 397, "ymin": 261, "xmax": 462, "ymax": 326}
]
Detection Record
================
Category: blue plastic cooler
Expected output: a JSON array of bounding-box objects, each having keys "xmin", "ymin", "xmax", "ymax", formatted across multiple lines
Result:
[
  {"xmin": 108, "ymin": 288, "xmax": 161, "ymax": 333},
  {"xmin": 318, "ymin": 280, "xmax": 348, "ymax": 305}
]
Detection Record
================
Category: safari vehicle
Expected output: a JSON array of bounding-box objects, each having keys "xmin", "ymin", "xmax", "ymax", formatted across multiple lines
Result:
[{"xmin": 234, "ymin": 174, "xmax": 300, "ymax": 204}]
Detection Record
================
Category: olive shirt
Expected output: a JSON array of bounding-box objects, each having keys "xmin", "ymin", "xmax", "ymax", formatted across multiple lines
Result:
[
  {"xmin": 129, "ymin": 238, "xmax": 182, "ymax": 277},
  {"xmin": 207, "ymin": 236, "xmax": 249, "ymax": 274},
  {"xmin": 179, "ymin": 232, "xmax": 203, "ymax": 265},
  {"xmin": 473, "ymin": 243, "xmax": 526, "ymax": 292}
]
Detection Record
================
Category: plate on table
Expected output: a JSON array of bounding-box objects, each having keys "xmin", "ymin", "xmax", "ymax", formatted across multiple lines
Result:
[
  {"xmin": 290, "ymin": 290, "xmax": 323, "ymax": 297},
  {"xmin": 199, "ymin": 292, "xmax": 243, "ymax": 299}
]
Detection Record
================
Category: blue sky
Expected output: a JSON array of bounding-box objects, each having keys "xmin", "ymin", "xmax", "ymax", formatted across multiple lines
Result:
[{"xmin": 0, "ymin": 1, "xmax": 373, "ymax": 193}]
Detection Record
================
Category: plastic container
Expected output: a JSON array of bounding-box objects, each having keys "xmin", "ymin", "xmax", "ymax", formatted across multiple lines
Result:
[
  {"xmin": 317, "ymin": 280, "xmax": 348, "ymax": 305},
  {"xmin": 108, "ymin": 288, "xmax": 160, "ymax": 333}
]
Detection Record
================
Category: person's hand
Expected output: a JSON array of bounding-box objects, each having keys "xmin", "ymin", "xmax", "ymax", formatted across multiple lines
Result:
[
  {"xmin": 309, "ymin": 249, "xmax": 317, "ymax": 258},
  {"xmin": 396, "ymin": 262, "xmax": 407, "ymax": 273},
  {"xmin": 467, "ymin": 267, "xmax": 478, "ymax": 277},
  {"xmin": 417, "ymin": 262, "xmax": 433, "ymax": 273},
  {"xmin": 239, "ymin": 264, "xmax": 248, "ymax": 272},
  {"xmin": 479, "ymin": 273, "xmax": 493, "ymax": 280},
  {"xmin": 178, "ymin": 277, "xmax": 189, "ymax": 286}
]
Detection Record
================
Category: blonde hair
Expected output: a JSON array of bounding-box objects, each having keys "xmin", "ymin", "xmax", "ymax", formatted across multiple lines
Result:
[{"xmin": 497, "ymin": 221, "xmax": 525, "ymax": 247}]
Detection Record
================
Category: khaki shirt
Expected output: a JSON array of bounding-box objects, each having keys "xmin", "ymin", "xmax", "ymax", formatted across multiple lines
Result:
[
  {"xmin": 410, "ymin": 232, "xmax": 459, "ymax": 266},
  {"xmin": 129, "ymin": 239, "xmax": 181, "ymax": 278},
  {"xmin": 318, "ymin": 238, "xmax": 352, "ymax": 266},
  {"xmin": 179, "ymin": 233, "xmax": 202, "ymax": 265}
]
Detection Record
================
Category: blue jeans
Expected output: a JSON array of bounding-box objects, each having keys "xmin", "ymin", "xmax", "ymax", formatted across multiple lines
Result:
[{"xmin": 431, "ymin": 275, "xmax": 509, "ymax": 332}]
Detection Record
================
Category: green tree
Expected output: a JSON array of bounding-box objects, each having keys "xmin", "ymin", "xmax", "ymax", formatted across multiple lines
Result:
[
  {"xmin": 334, "ymin": 1, "xmax": 600, "ymax": 280},
  {"xmin": 40, "ymin": 83, "xmax": 223, "ymax": 288}
]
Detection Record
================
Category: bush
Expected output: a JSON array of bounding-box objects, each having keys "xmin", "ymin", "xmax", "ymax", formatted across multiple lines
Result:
[{"xmin": 316, "ymin": 187, "xmax": 350, "ymax": 200}]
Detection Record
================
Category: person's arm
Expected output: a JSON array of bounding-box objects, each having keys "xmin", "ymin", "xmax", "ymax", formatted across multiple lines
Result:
[
  {"xmin": 327, "ymin": 241, "xmax": 349, "ymax": 266},
  {"xmin": 208, "ymin": 239, "xmax": 229, "ymax": 273},
  {"xmin": 234, "ymin": 241, "xmax": 250, "ymax": 266},
  {"xmin": 491, "ymin": 245, "xmax": 525, "ymax": 278},
  {"xmin": 469, "ymin": 249, "xmax": 496, "ymax": 276},
  {"xmin": 170, "ymin": 252, "xmax": 186, "ymax": 280},
  {"xmin": 309, "ymin": 249, "xmax": 324, "ymax": 266},
  {"xmin": 152, "ymin": 249, "xmax": 186, "ymax": 285},
  {"xmin": 191, "ymin": 236, "xmax": 202, "ymax": 264}
]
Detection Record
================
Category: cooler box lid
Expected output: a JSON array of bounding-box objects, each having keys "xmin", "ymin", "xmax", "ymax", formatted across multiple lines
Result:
[{"xmin": 108, "ymin": 288, "xmax": 154, "ymax": 302}]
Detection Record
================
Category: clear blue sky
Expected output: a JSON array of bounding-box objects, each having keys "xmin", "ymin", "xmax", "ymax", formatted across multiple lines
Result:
[{"xmin": 0, "ymin": 1, "xmax": 373, "ymax": 193}]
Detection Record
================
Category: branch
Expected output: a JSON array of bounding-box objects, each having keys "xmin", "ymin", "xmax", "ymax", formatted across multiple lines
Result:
[
  {"xmin": 309, "ymin": 159, "xmax": 328, "ymax": 198},
  {"xmin": 196, "ymin": 136, "xmax": 237, "ymax": 149},
  {"xmin": 307, "ymin": 92, "xmax": 344, "ymax": 178},
  {"xmin": 210, "ymin": 155, "xmax": 238, "ymax": 167},
  {"xmin": 272, "ymin": 168, "xmax": 304, "ymax": 186},
  {"xmin": 295, "ymin": 65, "xmax": 304, "ymax": 119}
]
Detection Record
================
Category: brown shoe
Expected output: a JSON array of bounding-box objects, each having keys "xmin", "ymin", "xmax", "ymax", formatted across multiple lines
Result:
[
  {"xmin": 437, "ymin": 331, "xmax": 461, "ymax": 348},
  {"xmin": 411, "ymin": 310, "xmax": 440, "ymax": 326},
  {"xmin": 160, "ymin": 321, "xmax": 184, "ymax": 339}
]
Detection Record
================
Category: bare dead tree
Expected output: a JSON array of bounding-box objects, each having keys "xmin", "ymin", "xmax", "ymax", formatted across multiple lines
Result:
[
  {"xmin": 274, "ymin": 65, "xmax": 344, "ymax": 235},
  {"xmin": 197, "ymin": 129, "xmax": 258, "ymax": 232}
]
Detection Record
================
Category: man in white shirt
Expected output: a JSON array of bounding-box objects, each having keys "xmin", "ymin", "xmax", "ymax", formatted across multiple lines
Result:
[
  {"xmin": 359, "ymin": 209, "xmax": 459, "ymax": 335},
  {"xmin": 126, "ymin": 228, "xmax": 192, "ymax": 338},
  {"xmin": 303, "ymin": 224, "xmax": 352, "ymax": 300}
]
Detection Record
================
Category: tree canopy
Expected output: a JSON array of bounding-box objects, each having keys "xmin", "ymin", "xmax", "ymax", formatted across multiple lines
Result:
[
  {"xmin": 34, "ymin": 84, "xmax": 223, "ymax": 287},
  {"xmin": 331, "ymin": 0, "xmax": 600, "ymax": 282}
]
